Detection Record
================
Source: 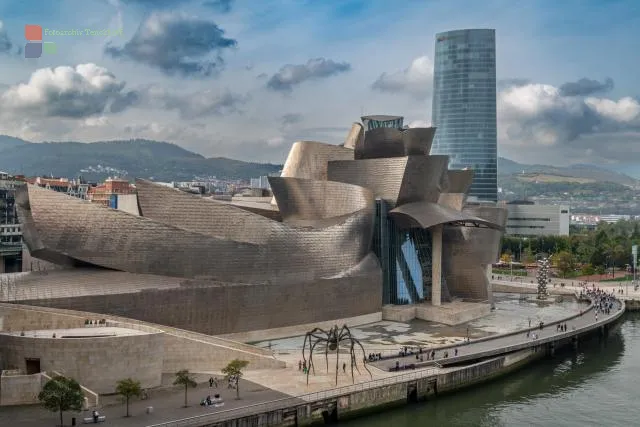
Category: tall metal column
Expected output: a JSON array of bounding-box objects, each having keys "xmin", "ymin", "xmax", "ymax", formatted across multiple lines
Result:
[{"xmin": 431, "ymin": 224, "xmax": 443, "ymax": 306}]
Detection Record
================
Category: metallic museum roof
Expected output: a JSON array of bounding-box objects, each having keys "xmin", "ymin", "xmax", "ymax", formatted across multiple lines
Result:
[{"xmin": 15, "ymin": 118, "xmax": 506, "ymax": 312}]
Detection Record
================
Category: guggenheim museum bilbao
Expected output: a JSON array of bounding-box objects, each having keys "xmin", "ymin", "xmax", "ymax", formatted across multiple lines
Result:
[{"xmin": 10, "ymin": 115, "xmax": 506, "ymax": 337}]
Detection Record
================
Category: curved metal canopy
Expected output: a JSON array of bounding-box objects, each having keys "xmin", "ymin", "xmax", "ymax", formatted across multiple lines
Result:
[{"xmin": 389, "ymin": 201, "xmax": 504, "ymax": 231}]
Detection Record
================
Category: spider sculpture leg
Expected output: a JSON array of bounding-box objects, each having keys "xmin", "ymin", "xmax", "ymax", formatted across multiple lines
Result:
[
  {"xmin": 342, "ymin": 325, "xmax": 372, "ymax": 380},
  {"xmin": 309, "ymin": 332, "xmax": 327, "ymax": 375},
  {"xmin": 302, "ymin": 332, "xmax": 310, "ymax": 370},
  {"xmin": 307, "ymin": 339, "xmax": 324, "ymax": 385},
  {"xmin": 325, "ymin": 337, "xmax": 330, "ymax": 372},
  {"xmin": 337, "ymin": 330, "xmax": 359, "ymax": 384},
  {"xmin": 335, "ymin": 339, "xmax": 340, "ymax": 386}
]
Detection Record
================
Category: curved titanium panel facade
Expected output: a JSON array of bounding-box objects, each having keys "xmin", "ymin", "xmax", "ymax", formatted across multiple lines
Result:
[
  {"xmin": 445, "ymin": 170, "xmax": 474, "ymax": 194},
  {"xmin": 355, "ymin": 128, "xmax": 405, "ymax": 159},
  {"xmin": 328, "ymin": 156, "xmax": 449, "ymax": 207},
  {"xmin": 402, "ymin": 127, "xmax": 436, "ymax": 156},
  {"xmin": 268, "ymin": 177, "xmax": 373, "ymax": 224},
  {"xmin": 136, "ymin": 179, "xmax": 274, "ymax": 245},
  {"xmin": 438, "ymin": 170, "xmax": 473, "ymax": 210},
  {"xmin": 461, "ymin": 205, "xmax": 508, "ymax": 264},
  {"xmin": 388, "ymin": 201, "xmax": 501, "ymax": 230},
  {"xmin": 20, "ymin": 184, "xmax": 375, "ymax": 285},
  {"xmin": 441, "ymin": 204, "xmax": 507, "ymax": 300},
  {"xmin": 279, "ymin": 141, "xmax": 354, "ymax": 181},
  {"xmin": 432, "ymin": 29, "xmax": 498, "ymax": 202},
  {"xmin": 343, "ymin": 122, "xmax": 364, "ymax": 149},
  {"xmin": 354, "ymin": 127, "xmax": 437, "ymax": 159}
]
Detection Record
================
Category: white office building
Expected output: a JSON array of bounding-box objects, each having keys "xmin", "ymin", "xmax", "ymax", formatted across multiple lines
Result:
[{"xmin": 505, "ymin": 202, "xmax": 570, "ymax": 236}]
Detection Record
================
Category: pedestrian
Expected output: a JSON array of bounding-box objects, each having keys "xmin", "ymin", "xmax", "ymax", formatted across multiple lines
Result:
[
  {"xmin": 209, "ymin": 377, "xmax": 214, "ymax": 388},
  {"xmin": 298, "ymin": 360, "xmax": 302, "ymax": 371},
  {"xmin": 454, "ymin": 348, "xmax": 458, "ymax": 356},
  {"xmin": 343, "ymin": 362, "xmax": 346, "ymax": 373}
]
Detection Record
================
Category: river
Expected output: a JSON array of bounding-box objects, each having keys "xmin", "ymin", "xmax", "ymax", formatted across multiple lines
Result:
[{"xmin": 343, "ymin": 313, "xmax": 640, "ymax": 427}]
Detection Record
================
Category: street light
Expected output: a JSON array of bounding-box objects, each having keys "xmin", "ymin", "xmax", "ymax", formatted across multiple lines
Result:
[{"xmin": 510, "ymin": 255, "xmax": 514, "ymax": 281}]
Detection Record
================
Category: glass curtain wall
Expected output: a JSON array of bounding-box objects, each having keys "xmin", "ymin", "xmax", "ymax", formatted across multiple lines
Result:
[
  {"xmin": 373, "ymin": 199, "xmax": 449, "ymax": 305},
  {"xmin": 431, "ymin": 29, "xmax": 497, "ymax": 202}
]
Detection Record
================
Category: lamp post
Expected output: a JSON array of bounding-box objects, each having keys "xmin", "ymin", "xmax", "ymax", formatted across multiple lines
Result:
[
  {"xmin": 510, "ymin": 255, "xmax": 514, "ymax": 282},
  {"xmin": 632, "ymin": 245, "xmax": 638, "ymax": 295}
]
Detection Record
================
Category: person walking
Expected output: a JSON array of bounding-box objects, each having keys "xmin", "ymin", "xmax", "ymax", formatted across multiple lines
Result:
[{"xmin": 209, "ymin": 377, "xmax": 214, "ymax": 388}]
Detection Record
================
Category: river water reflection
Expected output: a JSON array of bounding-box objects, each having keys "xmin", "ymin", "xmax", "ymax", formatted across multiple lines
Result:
[{"xmin": 343, "ymin": 313, "xmax": 640, "ymax": 427}]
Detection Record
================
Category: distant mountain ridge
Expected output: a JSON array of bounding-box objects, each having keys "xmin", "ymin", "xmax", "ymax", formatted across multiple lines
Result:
[
  {"xmin": 0, "ymin": 135, "xmax": 281, "ymax": 181},
  {"xmin": 498, "ymin": 157, "xmax": 639, "ymax": 188},
  {"xmin": 0, "ymin": 135, "xmax": 637, "ymax": 186}
]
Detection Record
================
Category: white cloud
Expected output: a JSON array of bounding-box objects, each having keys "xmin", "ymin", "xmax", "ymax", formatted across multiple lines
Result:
[
  {"xmin": 371, "ymin": 56, "xmax": 433, "ymax": 99},
  {"xmin": 0, "ymin": 64, "xmax": 138, "ymax": 118},
  {"xmin": 407, "ymin": 120, "xmax": 430, "ymax": 128},
  {"xmin": 497, "ymin": 80, "xmax": 640, "ymax": 162},
  {"xmin": 584, "ymin": 97, "xmax": 640, "ymax": 123}
]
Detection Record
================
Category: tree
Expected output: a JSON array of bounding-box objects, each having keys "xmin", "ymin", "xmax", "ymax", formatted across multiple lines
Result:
[
  {"xmin": 500, "ymin": 253, "xmax": 511, "ymax": 264},
  {"xmin": 116, "ymin": 378, "xmax": 142, "ymax": 417},
  {"xmin": 521, "ymin": 246, "xmax": 535, "ymax": 264},
  {"xmin": 173, "ymin": 370, "xmax": 197, "ymax": 408},
  {"xmin": 555, "ymin": 251, "xmax": 575, "ymax": 278},
  {"xmin": 221, "ymin": 359, "xmax": 249, "ymax": 400},
  {"xmin": 38, "ymin": 375, "xmax": 84, "ymax": 427}
]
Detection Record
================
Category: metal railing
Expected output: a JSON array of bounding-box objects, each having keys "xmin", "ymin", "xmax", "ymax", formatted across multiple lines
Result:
[
  {"xmin": 146, "ymin": 368, "xmax": 439, "ymax": 427},
  {"xmin": 149, "ymin": 297, "xmax": 625, "ymax": 427}
]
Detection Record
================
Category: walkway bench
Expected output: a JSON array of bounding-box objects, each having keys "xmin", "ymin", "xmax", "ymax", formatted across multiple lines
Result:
[{"xmin": 83, "ymin": 415, "xmax": 106, "ymax": 423}]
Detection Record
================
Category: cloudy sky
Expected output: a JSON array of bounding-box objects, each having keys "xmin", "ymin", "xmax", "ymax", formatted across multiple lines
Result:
[{"xmin": 0, "ymin": 0, "xmax": 639, "ymax": 175}]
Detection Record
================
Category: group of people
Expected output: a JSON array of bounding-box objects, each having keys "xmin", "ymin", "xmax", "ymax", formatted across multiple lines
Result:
[
  {"xmin": 298, "ymin": 359, "xmax": 310, "ymax": 374},
  {"xmin": 580, "ymin": 285, "xmax": 619, "ymax": 318},
  {"xmin": 367, "ymin": 352, "xmax": 383, "ymax": 362}
]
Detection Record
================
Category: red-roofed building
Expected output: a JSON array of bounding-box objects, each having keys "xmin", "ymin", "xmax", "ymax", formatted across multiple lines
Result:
[{"xmin": 88, "ymin": 178, "xmax": 136, "ymax": 208}]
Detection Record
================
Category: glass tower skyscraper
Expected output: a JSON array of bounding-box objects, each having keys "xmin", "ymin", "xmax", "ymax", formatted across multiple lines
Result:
[{"xmin": 431, "ymin": 29, "xmax": 497, "ymax": 202}]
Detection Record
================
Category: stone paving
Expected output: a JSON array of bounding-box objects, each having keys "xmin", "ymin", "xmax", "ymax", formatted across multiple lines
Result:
[
  {"xmin": 241, "ymin": 291, "xmax": 592, "ymax": 397},
  {"xmin": 372, "ymin": 285, "xmax": 623, "ymax": 371},
  {"xmin": 0, "ymin": 281, "xmax": 624, "ymax": 427},
  {"xmin": 0, "ymin": 375, "xmax": 289, "ymax": 427}
]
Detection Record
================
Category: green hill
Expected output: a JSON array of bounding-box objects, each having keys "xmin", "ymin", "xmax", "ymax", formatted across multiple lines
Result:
[{"xmin": 0, "ymin": 137, "xmax": 281, "ymax": 181}]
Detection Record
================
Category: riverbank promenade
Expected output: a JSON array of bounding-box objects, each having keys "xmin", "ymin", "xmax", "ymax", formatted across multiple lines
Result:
[
  {"xmin": 142, "ymin": 287, "xmax": 623, "ymax": 427},
  {"xmin": 1, "ymin": 284, "xmax": 624, "ymax": 427}
]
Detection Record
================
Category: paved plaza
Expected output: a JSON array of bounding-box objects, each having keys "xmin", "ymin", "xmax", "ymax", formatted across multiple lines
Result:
[
  {"xmin": 0, "ymin": 282, "xmax": 625, "ymax": 426},
  {"xmin": 0, "ymin": 374, "xmax": 290, "ymax": 427}
]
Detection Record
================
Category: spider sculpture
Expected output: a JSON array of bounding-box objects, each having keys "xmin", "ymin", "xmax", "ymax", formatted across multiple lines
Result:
[{"xmin": 302, "ymin": 324, "xmax": 372, "ymax": 386}]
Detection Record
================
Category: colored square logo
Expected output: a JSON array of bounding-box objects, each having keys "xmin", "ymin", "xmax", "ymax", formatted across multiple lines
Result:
[
  {"xmin": 43, "ymin": 41, "xmax": 57, "ymax": 54},
  {"xmin": 25, "ymin": 24, "xmax": 42, "ymax": 41},
  {"xmin": 24, "ymin": 42, "xmax": 42, "ymax": 58}
]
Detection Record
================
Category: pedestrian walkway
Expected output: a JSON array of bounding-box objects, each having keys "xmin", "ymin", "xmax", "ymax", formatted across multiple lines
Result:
[
  {"xmin": 372, "ymin": 287, "xmax": 623, "ymax": 371},
  {"xmin": 0, "ymin": 376, "xmax": 290, "ymax": 427}
]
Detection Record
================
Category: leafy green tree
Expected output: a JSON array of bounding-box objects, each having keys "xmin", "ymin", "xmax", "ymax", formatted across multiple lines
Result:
[
  {"xmin": 116, "ymin": 378, "xmax": 142, "ymax": 417},
  {"xmin": 521, "ymin": 246, "xmax": 535, "ymax": 264},
  {"xmin": 38, "ymin": 375, "xmax": 84, "ymax": 427},
  {"xmin": 581, "ymin": 264, "xmax": 595, "ymax": 276},
  {"xmin": 221, "ymin": 359, "xmax": 249, "ymax": 400},
  {"xmin": 173, "ymin": 370, "xmax": 197, "ymax": 407},
  {"xmin": 555, "ymin": 251, "xmax": 576, "ymax": 278}
]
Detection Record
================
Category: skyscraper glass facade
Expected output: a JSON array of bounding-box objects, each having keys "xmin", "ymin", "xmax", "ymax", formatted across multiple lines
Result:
[{"xmin": 431, "ymin": 29, "xmax": 498, "ymax": 202}]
